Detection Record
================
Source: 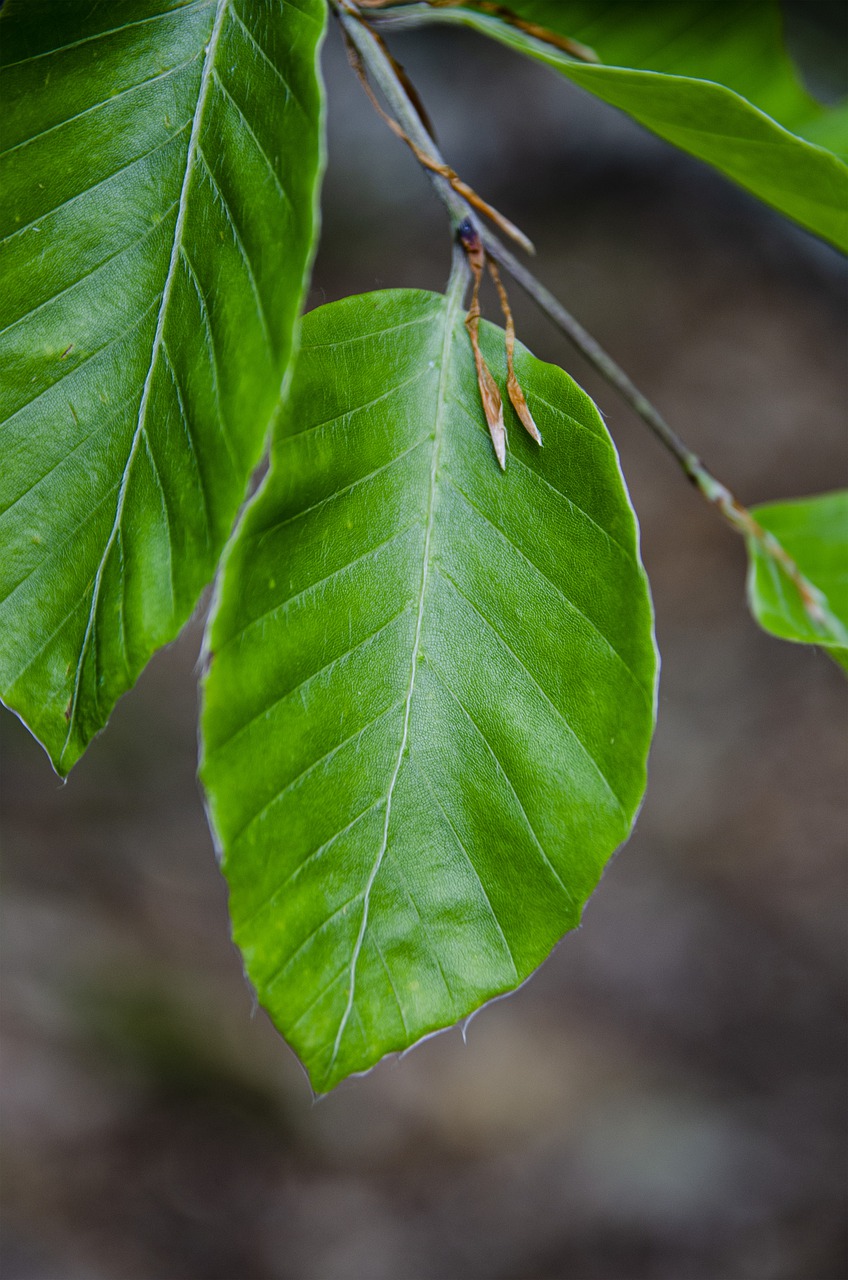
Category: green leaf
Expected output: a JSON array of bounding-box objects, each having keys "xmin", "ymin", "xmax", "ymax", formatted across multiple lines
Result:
[
  {"xmin": 0, "ymin": 0, "xmax": 326, "ymax": 774},
  {"xmin": 493, "ymin": 0, "xmax": 846, "ymax": 143},
  {"xmin": 746, "ymin": 491, "xmax": 848, "ymax": 671},
  {"xmin": 200, "ymin": 285, "xmax": 658, "ymax": 1092},
  {"xmin": 403, "ymin": 0, "xmax": 848, "ymax": 249}
]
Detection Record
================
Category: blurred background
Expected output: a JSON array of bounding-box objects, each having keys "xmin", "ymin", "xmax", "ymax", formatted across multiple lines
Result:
[{"xmin": 2, "ymin": 6, "xmax": 846, "ymax": 1278}]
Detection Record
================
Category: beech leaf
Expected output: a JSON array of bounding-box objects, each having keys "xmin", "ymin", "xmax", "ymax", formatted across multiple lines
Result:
[
  {"xmin": 0, "ymin": 0, "xmax": 326, "ymax": 772},
  {"xmin": 747, "ymin": 491, "xmax": 848, "ymax": 672},
  {"xmin": 200, "ymin": 286, "xmax": 658, "ymax": 1091}
]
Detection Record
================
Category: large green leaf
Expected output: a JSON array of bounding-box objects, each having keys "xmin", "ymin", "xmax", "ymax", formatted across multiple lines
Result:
[
  {"xmin": 747, "ymin": 491, "xmax": 848, "ymax": 671},
  {"xmin": 386, "ymin": 1, "xmax": 848, "ymax": 249},
  {"xmin": 0, "ymin": 0, "xmax": 326, "ymax": 774},
  {"xmin": 489, "ymin": 0, "xmax": 846, "ymax": 145},
  {"xmin": 200, "ymin": 285, "xmax": 658, "ymax": 1092}
]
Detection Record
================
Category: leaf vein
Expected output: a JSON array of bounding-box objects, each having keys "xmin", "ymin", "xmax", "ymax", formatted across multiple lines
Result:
[
  {"xmin": 0, "ymin": 291, "xmax": 164, "ymax": 430},
  {"xmin": 509, "ymin": 452, "xmax": 632, "ymax": 559},
  {"xmin": 0, "ymin": 1, "xmax": 215, "ymax": 71},
  {"xmin": 229, "ymin": 699, "xmax": 407, "ymax": 847},
  {"xmin": 283, "ymin": 367, "xmax": 431, "ymax": 441},
  {"xmin": 59, "ymin": 0, "xmax": 231, "ymax": 767},
  {"xmin": 387, "ymin": 861, "xmax": 456, "ymax": 1008},
  {"xmin": 217, "ymin": 524, "xmax": 422, "ymax": 654},
  {"xmin": 1, "ymin": 58, "xmax": 200, "ymax": 160},
  {"xmin": 0, "ymin": 200, "xmax": 180, "ymax": 339},
  {"xmin": 373, "ymin": 937, "xmax": 410, "ymax": 1038},
  {"xmin": 0, "ymin": 408, "xmax": 111, "ymax": 521},
  {"xmin": 212, "ymin": 604, "xmax": 413, "ymax": 753},
  {"xmin": 228, "ymin": 5, "xmax": 310, "ymax": 119},
  {"xmin": 265, "ymin": 897, "xmax": 364, "ymax": 997},
  {"xmin": 287, "ymin": 966, "xmax": 349, "ymax": 1036},
  {"xmin": 0, "ymin": 482, "xmax": 121, "ymax": 612},
  {"xmin": 197, "ymin": 146, "xmax": 274, "ymax": 354},
  {"xmin": 412, "ymin": 760, "xmax": 520, "ymax": 978},
  {"xmin": 140, "ymin": 428, "xmax": 176, "ymax": 614},
  {"xmin": 178, "ymin": 247, "xmax": 239, "ymax": 476},
  {"xmin": 160, "ymin": 341, "xmax": 212, "ymax": 540},
  {"xmin": 236, "ymin": 797, "xmax": 387, "ymax": 934},
  {"xmin": 299, "ymin": 314, "xmax": 435, "ymax": 352},
  {"xmin": 445, "ymin": 475, "xmax": 650, "ymax": 704},
  {"xmin": 3, "ymin": 590, "xmax": 89, "ymax": 694},
  {"xmin": 211, "ymin": 69, "xmax": 293, "ymax": 210},
  {"xmin": 425, "ymin": 657, "xmax": 577, "ymax": 903},
  {"xmin": 259, "ymin": 435, "xmax": 430, "ymax": 535},
  {"xmin": 0, "ymin": 124, "xmax": 192, "ymax": 247},
  {"xmin": 435, "ymin": 566, "xmax": 627, "ymax": 819},
  {"xmin": 328, "ymin": 272, "xmax": 465, "ymax": 1072}
]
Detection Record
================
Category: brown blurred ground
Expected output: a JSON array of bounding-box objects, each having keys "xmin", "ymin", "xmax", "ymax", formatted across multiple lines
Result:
[{"xmin": 2, "ymin": 20, "xmax": 847, "ymax": 1280}]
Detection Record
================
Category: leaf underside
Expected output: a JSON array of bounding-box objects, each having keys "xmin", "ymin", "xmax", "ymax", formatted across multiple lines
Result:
[
  {"xmin": 747, "ymin": 491, "xmax": 848, "ymax": 672},
  {"xmin": 0, "ymin": 0, "xmax": 326, "ymax": 773},
  {"xmin": 427, "ymin": 0, "xmax": 848, "ymax": 250},
  {"xmin": 200, "ymin": 288, "xmax": 658, "ymax": 1092}
]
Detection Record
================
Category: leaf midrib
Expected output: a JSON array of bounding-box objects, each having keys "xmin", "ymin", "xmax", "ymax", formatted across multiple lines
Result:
[
  {"xmin": 59, "ymin": 0, "xmax": 229, "ymax": 769},
  {"xmin": 328, "ymin": 273, "xmax": 466, "ymax": 1072}
]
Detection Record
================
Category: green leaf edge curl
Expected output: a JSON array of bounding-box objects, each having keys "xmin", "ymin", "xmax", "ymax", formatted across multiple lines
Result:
[
  {"xmin": 200, "ymin": 285, "xmax": 659, "ymax": 1092},
  {"xmin": 746, "ymin": 490, "xmax": 848, "ymax": 672},
  {"xmin": 0, "ymin": 0, "xmax": 328, "ymax": 775},
  {"xmin": 477, "ymin": 0, "xmax": 848, "ymax": 147},
  {"xmin": 393, "ymin": 2, "xmax": 848, "ymax": 251}
]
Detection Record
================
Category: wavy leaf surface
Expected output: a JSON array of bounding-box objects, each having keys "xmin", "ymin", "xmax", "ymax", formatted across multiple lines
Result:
[
  {"xmin": 0, "ymin": 0, "xmax": 326, "ymax": 772},
  {"xmin": 200, "ymin": 287, "xmax": 658, "ymax": 1091},
  {"xmin": 747, "ymin": 491, "xmax": 848, "ymax": 671},
  {"xmin": 393, "ymin": 0, "xmax": 848, "ymax": 249},
  {"xmin": 492, "ymin": 0, "xmax": 846, "ymax": 144}
]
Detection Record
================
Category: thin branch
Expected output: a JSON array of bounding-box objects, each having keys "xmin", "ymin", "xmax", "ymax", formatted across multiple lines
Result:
[
  {"xmin": 332, "ymin": 0, "xmax": 837, "ymax": 636},
  {"xmin": 362, "ymin": 1, "xmax": 599, "ymax": 62},
  {"xmin": 480, "ymin": 237, "xmax": 837, "ymax": 631},
  {"xmin": 332, "ymin": 1, "xmax": 532, "ymax": 250}
]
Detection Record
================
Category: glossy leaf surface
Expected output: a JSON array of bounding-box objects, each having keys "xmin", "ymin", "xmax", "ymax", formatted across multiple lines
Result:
[
  {"xmin": 399, "ymin": 0, "xmax": 848, "ymax": 249},
  {"xmin": 0, "ymin": 0, "xmax": 326, "ymax": 773},
  {"xmin": 495, "ymin": 0, "xmax": 846, "ymax": 144},
  {"xmin": 747, "ymin": 491, "xmax": 848, "ymax": 671},
  {"xmin": 201, "ymin": 287, "xmax": 658, "ymax": 1091}
]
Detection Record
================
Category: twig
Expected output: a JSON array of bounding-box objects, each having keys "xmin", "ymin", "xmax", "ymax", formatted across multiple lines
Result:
[
  {"xmin": 361, "ymin": 1, "xmax": 599, "ymax": 62},
  {"xmin": 333, "ymin": 1, "xmax": 533, "ymax": 251},
  {"xmin": 480, "ymin": 237, "xmax": 837, "ymax": 631},
  {"xmin": 332, "ymin": 0, "xmax": 837, "ymax": 636}
]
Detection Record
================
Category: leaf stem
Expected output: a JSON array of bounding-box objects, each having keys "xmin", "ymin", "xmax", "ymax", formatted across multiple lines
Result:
[{"xmin": 331, "ymin": 0, "xmax": 833, "ymax": 634}]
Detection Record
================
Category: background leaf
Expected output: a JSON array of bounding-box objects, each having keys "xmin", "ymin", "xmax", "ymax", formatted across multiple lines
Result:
[
  {"xmin": 494, "ymin": 0, "xmax": 847, "ymax": 146},
  {"xmin": 200, "ymin": 286, "xmax": 658, "ymax": 1092},
  {"xmin": 0, "ymin": 0, "xmax": 326, "ymax": 773},
  {"xmin": 394, "ymin": 0, "xmax": 848, "ymax": 249},
  {"xmin": 746, "ymin": 490, "xmax": 848, "ymax": 671}
]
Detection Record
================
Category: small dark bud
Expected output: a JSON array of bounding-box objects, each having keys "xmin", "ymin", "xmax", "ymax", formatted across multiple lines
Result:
[{"xmin": 457, "ymin": 218, "xmax": 479, "ymax": 250}]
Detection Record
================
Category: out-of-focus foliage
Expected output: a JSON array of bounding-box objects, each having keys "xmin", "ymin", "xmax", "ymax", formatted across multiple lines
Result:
[{"xmin": 747, "ymin": 491, "xmax": 848, "ymax": 671}]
